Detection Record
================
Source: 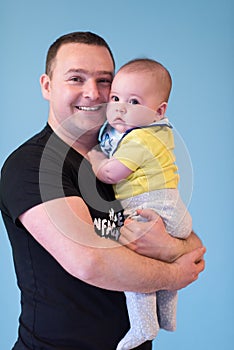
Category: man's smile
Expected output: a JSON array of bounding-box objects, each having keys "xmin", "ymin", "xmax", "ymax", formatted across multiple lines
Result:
[{"xmin": 76, "ymin": 105, "xmax": 103, "ymax": 111}]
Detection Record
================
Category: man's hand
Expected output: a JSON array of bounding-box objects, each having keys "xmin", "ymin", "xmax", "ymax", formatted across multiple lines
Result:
[
  {"xmin": 119, "ymin": 208, "xmax": 204, "ymax": 262},
  {"xmin": 119, "ymin": 209, "xmax": 173, "ymax": 260},
  {"xmin": 168, "ymin": 247, "xmax": 206, "ymax": 291}
]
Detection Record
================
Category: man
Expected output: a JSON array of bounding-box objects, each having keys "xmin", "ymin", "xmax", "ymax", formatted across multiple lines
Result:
[{"xmin": 0, "ymin": 31, "xmax": 205, "ymax": 350}]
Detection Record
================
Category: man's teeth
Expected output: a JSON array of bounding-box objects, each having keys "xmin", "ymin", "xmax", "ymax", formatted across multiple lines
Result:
[{"xmin": 77, "ymin": 106, "xmax": 100, "ymax": 111}]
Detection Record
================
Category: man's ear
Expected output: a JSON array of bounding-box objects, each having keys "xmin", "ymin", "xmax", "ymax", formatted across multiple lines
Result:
[
  {"xmin": 40, "ymin": 74, "xmax": 51, "ymax": 101},
  {"xmin": 154, "ymin": 102, "xmax": 168, "ymax": 121}
]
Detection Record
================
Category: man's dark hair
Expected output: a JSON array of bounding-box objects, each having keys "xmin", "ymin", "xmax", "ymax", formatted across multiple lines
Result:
[{"xmin": 45, "ymin": 31, "xmax": 115, "ymax": 77}]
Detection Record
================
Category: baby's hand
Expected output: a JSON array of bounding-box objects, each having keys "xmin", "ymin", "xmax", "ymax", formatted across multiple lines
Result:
[
  {"xmin": 87, "ymin": 148, "xmax": 98, "ymax": 161},
  {"xmin": 87, "ymin": 147, "xmax": 108, "ymax": 166}
]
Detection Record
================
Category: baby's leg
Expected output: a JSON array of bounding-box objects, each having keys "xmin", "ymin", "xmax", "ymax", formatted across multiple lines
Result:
[
  {"xmin": 116, "ymin": 291, "xmax": 159, "ymax": 350},
  {"xmin": 149, "ymin": 189, "xmax": 191, "ymax": 331},
  {"xmin": 121, "ymin": 189, "xmax": 192, "ymax": 338},
  {"xmin": 157, "ymin": 290, "xmax": 178, "ymax": 331}
]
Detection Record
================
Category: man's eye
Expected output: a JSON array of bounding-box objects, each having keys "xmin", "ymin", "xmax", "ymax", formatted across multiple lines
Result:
[
  {"xmin": 110, "ymin": 96, "xmax": 119, "ymax": 102},
  {"xmin": 129, "ymin": 99, "xmax": 140, "ymax": 105},
  {"xmin": 70, "ymin": 76, "xmax": 83, "ymax": 83},
  {"xmin": 98, "ymin": 78, "xmax": 112, "ymax": 85}
]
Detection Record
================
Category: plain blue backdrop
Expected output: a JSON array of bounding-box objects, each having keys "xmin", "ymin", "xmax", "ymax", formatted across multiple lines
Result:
[{"xmin": 0, "ymin": 0, "xmax": 233, "ymax": 349}]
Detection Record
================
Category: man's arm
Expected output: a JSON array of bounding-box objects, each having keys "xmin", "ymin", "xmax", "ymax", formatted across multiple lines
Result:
[
  {"xmin": 19, "ymin": 196, "xmax": 205, "ymax": 293},
  {"xmin": 88, "ymin": 148, "xmax": 132, "ymax": 183},
  {"xmin": 119, "ymin": 208, "xmax": 204, "ymax": 262}
]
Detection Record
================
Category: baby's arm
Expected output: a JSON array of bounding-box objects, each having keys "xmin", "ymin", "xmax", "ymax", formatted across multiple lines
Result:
[{"xmin": 88, "ymin": 149, "xmax": 132, "ymax": 184}]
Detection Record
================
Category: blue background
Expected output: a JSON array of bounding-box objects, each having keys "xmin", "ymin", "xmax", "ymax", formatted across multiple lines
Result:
[{"xmin": 0, "ymin": 0, "xmax": 233, "ymax": 349}]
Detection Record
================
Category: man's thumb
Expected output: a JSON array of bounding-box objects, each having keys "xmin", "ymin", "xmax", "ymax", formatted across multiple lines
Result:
[{"xmin": 136, "ymin": 208, "xmax": 160, "ymax": 222}]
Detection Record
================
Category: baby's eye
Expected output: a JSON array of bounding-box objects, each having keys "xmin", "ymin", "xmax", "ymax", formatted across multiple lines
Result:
[
  {"xmin": 110, "ymin": 95, "xmax": 119, "ymax": 102},
  {"xmin": 129, "ymin": 99, "xmax": 140, "ymax": 105}
]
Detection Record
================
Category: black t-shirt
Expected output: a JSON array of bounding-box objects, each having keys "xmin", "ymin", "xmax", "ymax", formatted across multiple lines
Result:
[{"xmin": 0, "ymin": 124, "xmax": 151, "ymax": 350}]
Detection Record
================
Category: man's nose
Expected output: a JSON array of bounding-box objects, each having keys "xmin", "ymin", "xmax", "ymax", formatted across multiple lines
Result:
[{"xmin": 83, "ymin": 80, "xmax": 100, "ymax": 100}]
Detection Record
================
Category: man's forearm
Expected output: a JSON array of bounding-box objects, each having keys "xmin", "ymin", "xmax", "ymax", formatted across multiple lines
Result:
[{"xmin": 81, "ymin": 242, "xmax": 205, "ymax": 293}]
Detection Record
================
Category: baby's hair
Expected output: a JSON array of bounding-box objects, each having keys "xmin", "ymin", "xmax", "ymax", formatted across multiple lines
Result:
[{"xmin": 118, "ymin": 58, "xmax": 172, "ymax": 102}]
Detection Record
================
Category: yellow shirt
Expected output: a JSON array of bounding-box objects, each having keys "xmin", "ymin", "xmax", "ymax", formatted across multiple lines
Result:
[{"xmin": 113, "ymin": 126, "xmax": 179, "ymax": 200}]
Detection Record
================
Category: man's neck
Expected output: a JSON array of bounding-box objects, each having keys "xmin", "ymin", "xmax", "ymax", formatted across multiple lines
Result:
[{"xmin": 48, "ymin": 118, "xmax": 99, "ymax": 157}]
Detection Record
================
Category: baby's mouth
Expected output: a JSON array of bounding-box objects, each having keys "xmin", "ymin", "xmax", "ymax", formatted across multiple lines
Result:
[{"xmin": 113, "ymin": 117, "xmax": 124, "ymax": 123}]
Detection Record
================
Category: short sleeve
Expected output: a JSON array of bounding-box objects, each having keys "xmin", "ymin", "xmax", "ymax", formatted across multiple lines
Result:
[
  {"xmin": 113, "ymin": 130, "xmax": 151, "ymax": 171},
  {"xmin": 0, "ymin": 139, "xmax": 80, "ymax": 223}
]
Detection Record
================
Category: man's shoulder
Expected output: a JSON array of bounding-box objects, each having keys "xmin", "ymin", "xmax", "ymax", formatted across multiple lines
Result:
[{"xmin": 1, "ymin": 125, "xmax": 53, "ymax": 179}]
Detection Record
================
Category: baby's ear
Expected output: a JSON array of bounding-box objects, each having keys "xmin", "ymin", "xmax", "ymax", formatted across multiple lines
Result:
[{"xmin": 155, "ymin": 102, "xmax": 168, "ymax": 121}]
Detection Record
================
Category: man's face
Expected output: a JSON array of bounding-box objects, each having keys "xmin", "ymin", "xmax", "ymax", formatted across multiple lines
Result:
[{"xmin": 41, "ymin": 43, "xmax": 114, "ymax": 134}]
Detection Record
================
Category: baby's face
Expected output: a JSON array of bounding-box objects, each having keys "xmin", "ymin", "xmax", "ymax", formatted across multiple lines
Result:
[
  {"xmin": 106, "ymin": 102, "xmax": 157, "ymax": 133},
  {"xmin": 106, "ymin": 70, "xmax": 164, "ymax": 133}
]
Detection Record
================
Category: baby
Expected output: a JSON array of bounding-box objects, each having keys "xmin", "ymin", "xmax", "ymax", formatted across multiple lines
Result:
[{"xmin": 88, "ymin": 58, "xmax": 192, "ymax": 350}]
